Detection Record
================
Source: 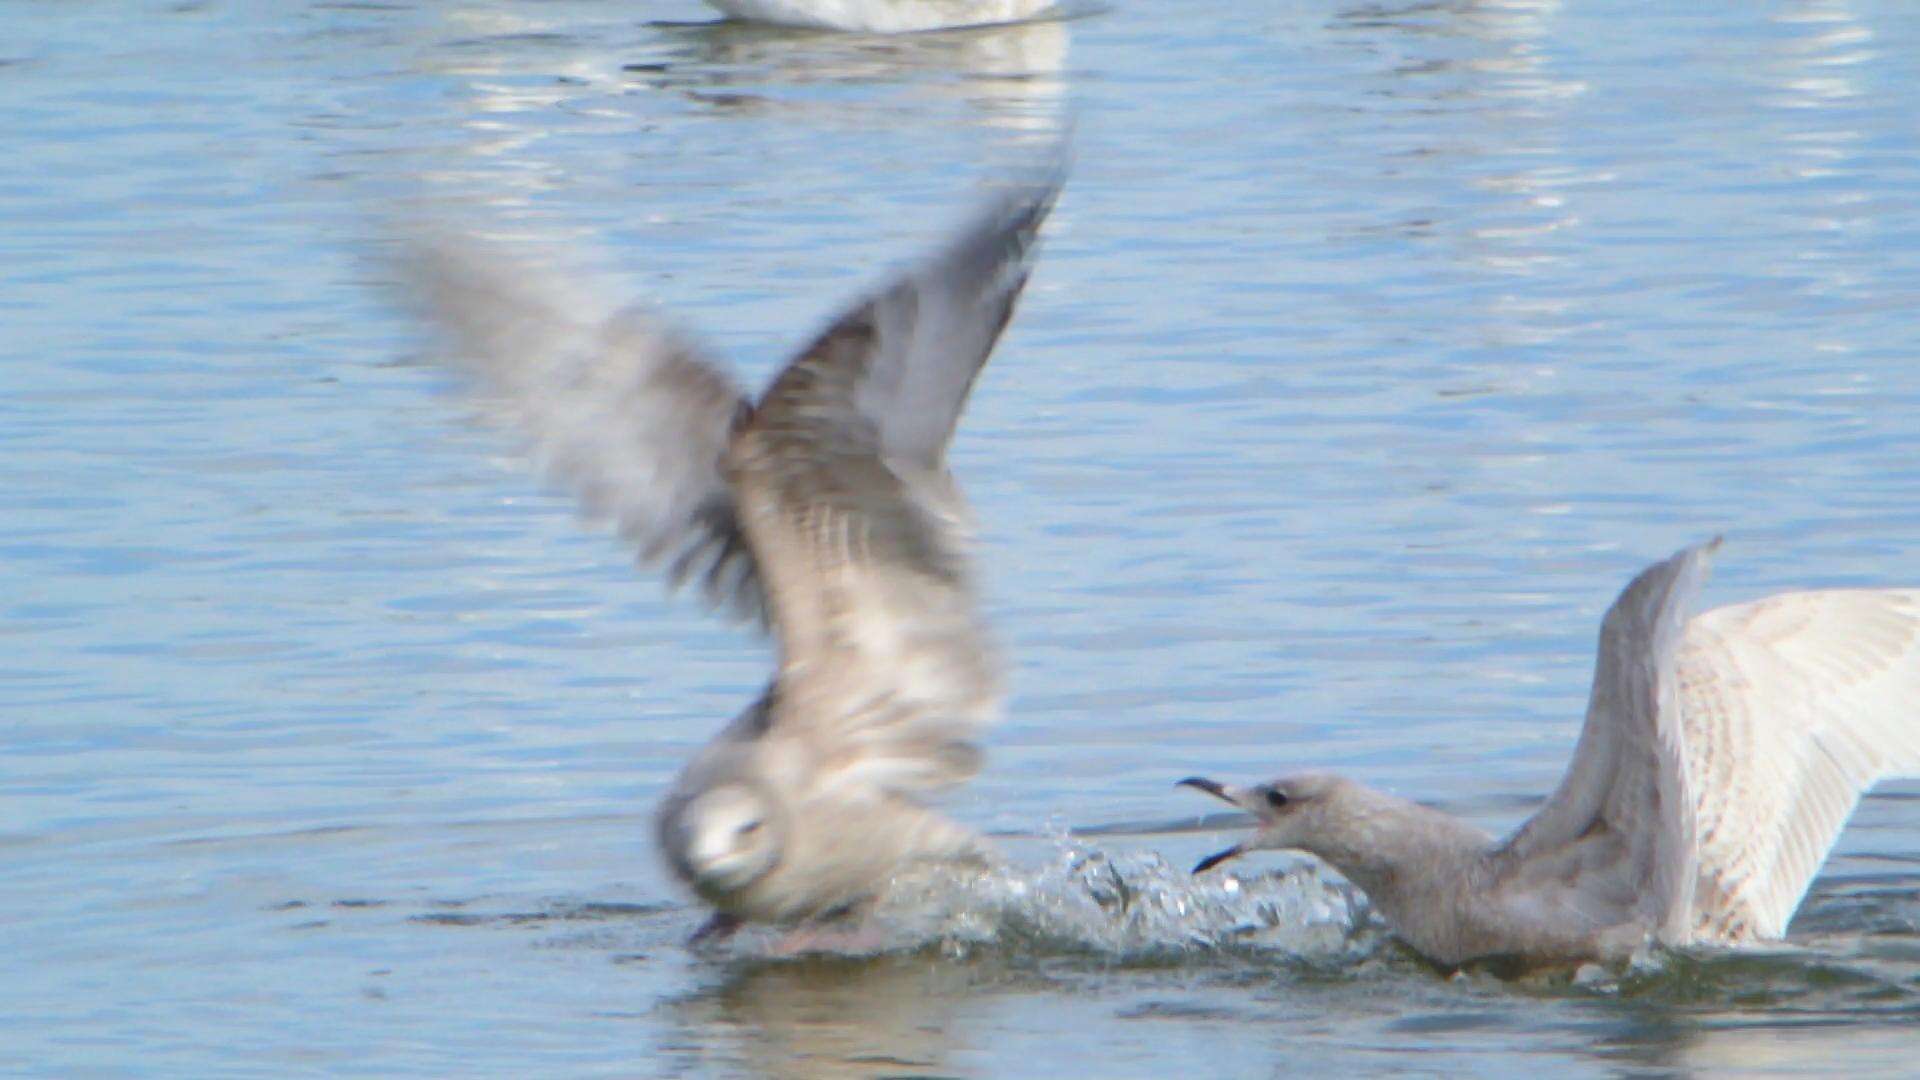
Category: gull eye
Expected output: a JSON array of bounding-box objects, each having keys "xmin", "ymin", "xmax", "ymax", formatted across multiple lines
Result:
[
  {"xmin": 736, "ymin": 819, "xmax": 763, "ymax": 838},
  {"xmin": 1265, "ymin": 788, "xmax": 1289, "ymax": 810}
]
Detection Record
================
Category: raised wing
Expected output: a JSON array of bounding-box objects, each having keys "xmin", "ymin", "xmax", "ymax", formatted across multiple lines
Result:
[
  {"xmin": 1678, "ymin": 588, "xmax": 1920, "ymax": 941},
  {"xmin": 804, "ymin": 178, "xmax": 1057, "ymax": 471},
  {"xmin": 729, "ymin": 178, "xmax": 1060, "ymax": 794},
  {"xmin": 391, "ymin": 232, "xmax": 761, "ymax": 620},
  {"xmin": 1489, "ymin": 540, "xmax": 1716, "ymax": 942}
]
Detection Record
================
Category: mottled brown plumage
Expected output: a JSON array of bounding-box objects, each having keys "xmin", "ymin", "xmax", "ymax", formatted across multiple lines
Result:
[{"xmin": 393, "ymin": 175, "xmax": 1060, "ymax": 936}]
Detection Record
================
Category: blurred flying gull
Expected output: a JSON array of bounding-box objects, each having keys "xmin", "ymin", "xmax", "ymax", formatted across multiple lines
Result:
[
  {"xmin": 1182, "ymin": 539, "xmax": 1920, "ymax": 967},
  {"xmin": 706, "ymin": 0, "xmax": 1059, "ymax": 33},
  {"xmin": 393, "ymin": 173, "xmax": 1061, "ymax": 943}
]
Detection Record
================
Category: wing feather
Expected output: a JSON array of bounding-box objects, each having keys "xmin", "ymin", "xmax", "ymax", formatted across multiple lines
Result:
[
  {"xmin": 1490, "ymin": 540, "xmax": 1716, "ymax": 942},
  {"xmin": 390, "ymin": 231, "xmax": 762, "ymax": 621},
  {"xmin": 1678, "ymin": 589, "xmax": 1920, "ymax": 940},
  {"xmin": 729, "ymin": 178, "xmax": 1060, "ymax": 794}
]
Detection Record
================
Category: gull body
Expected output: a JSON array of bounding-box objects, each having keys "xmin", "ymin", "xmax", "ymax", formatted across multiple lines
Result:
[
  {"xmin": 1184, "ymin": 541, "xmax": 1920, "ymax": 967},
  {"xmin": 707, "ymin": 0, "xmax": 1056, "ymax": 33},
  {"xmin": 394, "ymin": 176, "xmax": 1060, "ymax": 938}
]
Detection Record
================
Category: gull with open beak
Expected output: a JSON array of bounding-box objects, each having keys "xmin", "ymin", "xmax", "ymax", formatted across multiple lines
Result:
[{"xmin": 1182, "ymin": 540, "xmax": 1920, "ymax": 967}]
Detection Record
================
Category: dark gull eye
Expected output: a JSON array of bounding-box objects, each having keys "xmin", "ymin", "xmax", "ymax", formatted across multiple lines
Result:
[
  {"xmin": 1265, "ymin": 789, "xmax": 1289, "ymax": 809},
  {"xmin": 737, "ymin": 819, "xmax": 763, "ymax": 838}
]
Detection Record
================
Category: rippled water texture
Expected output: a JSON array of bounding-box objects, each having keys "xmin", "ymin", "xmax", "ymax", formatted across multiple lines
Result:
[{"xmin": 6, "ymin": 1, "xmax": 1920, "ymax": 1075}]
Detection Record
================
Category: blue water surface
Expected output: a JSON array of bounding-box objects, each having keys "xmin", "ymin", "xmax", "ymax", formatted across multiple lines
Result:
[{"xmin": 5, "ymin": 1, "xmax": 1920, "ymax": 1075}]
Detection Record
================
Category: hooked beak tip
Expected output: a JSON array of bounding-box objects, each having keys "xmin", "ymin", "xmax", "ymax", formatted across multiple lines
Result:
[{"xmin": 1177, "ymin": 776, "xmax": 1226, "ymax": 798}]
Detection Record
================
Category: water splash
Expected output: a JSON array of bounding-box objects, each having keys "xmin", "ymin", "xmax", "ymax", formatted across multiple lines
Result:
[{"xmin": 869, "ymin": 836, "xmax": 1369, "ymax": 962}]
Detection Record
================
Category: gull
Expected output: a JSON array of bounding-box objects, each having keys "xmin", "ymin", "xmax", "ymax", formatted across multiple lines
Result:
[
  {"xmin": 706, "ymin": 0, "xmax": 1059, "ymax": 34},
  {"xmin": 392, "ymin": 174, "xmax": 1060, "ymax": 942},
  {"xmin": 1181, "ymin": 540, "xmax": 1920, "ymax": 967}
]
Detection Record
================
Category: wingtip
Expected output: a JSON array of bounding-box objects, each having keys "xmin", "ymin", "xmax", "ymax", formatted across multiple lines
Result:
[
  {"xmin": 1603, "ymin": 536, "xmax": 1722, "ymax": 652},
  {"xmin": 985, "ymin": 180, "xmax": 1062, "ymax": 263},
  {"xmin": 1675, "ymin": 534, "xmax": 1725, "ymax": 582},
  {"xmin": 978, "ymin": 147, "xmax": 1071, "ymax": 250}
]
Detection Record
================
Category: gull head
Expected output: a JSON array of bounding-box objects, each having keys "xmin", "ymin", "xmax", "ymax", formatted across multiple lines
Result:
[
  {"xmin": 662, "ymin": 782, "xmax": 785, "ymax": 899},
  {"xmin": 1177, "ymin": 773, "xmax": 1357, "ymax": 873}
]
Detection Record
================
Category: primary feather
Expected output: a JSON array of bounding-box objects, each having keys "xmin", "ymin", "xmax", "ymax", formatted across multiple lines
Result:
[
  {"xmin": 1679, "ymin": 587, "xmax": 1920, "ymax": 940},
  {"xmin": 395, "ymin": 236, "xmax": 761, "ymax": 619}
]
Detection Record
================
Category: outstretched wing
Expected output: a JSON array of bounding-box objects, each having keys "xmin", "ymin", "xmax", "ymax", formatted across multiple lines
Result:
[
  {"xmin": 731, "ymin": 177, "xmax": 1061, "ymax": 794},
  {"xmin": 1678, "ymin": 588, "xmax": 1920, "ymax": 941},
  {"xmin": 390, "ymin": 231, "xmax": 762, "ymax": 621},
  {"xmin": 800, "ymin": 176, "xmax": 1058, "ymax": 472},
  {"xmin": 1490, "ymin": 540, "xmax": 1716, "ymax": 943}
]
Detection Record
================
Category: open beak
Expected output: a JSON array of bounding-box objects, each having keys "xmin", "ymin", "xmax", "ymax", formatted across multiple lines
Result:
[{"xmin": 1178, "ymin": 776, "xmax": 1251, "ymax": 874}]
